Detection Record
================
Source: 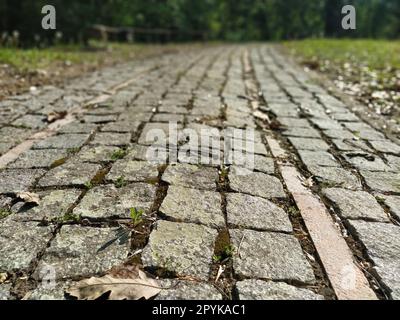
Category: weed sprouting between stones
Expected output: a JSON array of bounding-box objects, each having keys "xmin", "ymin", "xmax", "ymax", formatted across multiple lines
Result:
[
  {"xmin": 115, "ymin": 176, "xmax": 128, "ymax": 188},
  {"xmin": 111, "ymin": 148, "xmax": 127, "ymax": 161}
]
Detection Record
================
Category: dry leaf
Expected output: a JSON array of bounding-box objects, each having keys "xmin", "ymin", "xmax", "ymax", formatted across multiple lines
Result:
[
  {"xmin": 109, "ymin": 264, "xmax": 140, "ymax": 279},
  {"xmin": 47, "ymin": 111, "xmax": 67, "ymax": 123},
  {"xmin": 16, "ymin": 192, "xmax": 40, "ymax": 205},
  {"xmin": 0, "ymin": 273, "xmax": 7, "ymax": 284},
  {"xmin": 66, "ymin": 271, "xmax": 161, "ymax": 300},
  {"xmin": 253, "ymin": 110, "xmax": 270, "ymax": 122},
  {"xmin": 215, "ymin": 265, "xmax": 225, "ymax": 283},
  {"xmin": 301, "ymin": 176, "xmax": 314, "ymax": 188}
]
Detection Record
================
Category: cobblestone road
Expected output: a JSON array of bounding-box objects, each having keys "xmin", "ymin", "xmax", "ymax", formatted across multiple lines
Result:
[{"xmin": 0, "ymin": 45, "xmax": 399, "ymax": 300}]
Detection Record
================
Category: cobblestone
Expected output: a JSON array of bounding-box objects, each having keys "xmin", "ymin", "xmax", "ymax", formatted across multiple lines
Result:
[
  {"xmin": 73, "ymin": 183, "xmax": 157, "ymax": 219},
  {"xmin": 236, "ymin": 280, "xmax": 323, "ymax": 300},
  {"xmin": 142, "ymin": 220, "xmax": 217, "ymax": 280},
  {"xmin": 37, "ymin": 225, "xmax": 129, "ymax": 279},
  {"xmin": 160, "ymin": 186, "xmax": 224, "ymax": 228},
  {"xmin": 229, "ymin": 166, "xmax": 286, "ymax": 199},
  {"xmin": 230, "ymin": 229, "xmax": 315, "ymax": 283},
  {"xmin": 162, "ymin": 164, "xmax": 219, "ymax": 191},
  {"xmin": 226, "ymin": 193, "xmax": 292, "ymax": 232},
  {"xmin": 1, "ymin": 45, "xmax": 400, "ymax": 300},
  {"xmin": 323, "ymin": 188, "xmax": 389, "ymax": 222}
]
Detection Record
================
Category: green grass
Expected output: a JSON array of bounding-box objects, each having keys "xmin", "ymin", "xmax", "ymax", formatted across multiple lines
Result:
[
  {"xmin": 0, "ymin": 41, "xmax": 147, "ymax": 71},
  {"xmin": 283, "ymin": 39, "xmax": 400, "ymax": 121},
  {"xmin": 283, "ymin": 39, "xmax": 400, "ymax": 70}
]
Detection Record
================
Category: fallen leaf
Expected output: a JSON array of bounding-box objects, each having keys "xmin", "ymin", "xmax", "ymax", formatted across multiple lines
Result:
[
  {"xmin": 109, "ymin": 264, "xmax": 140, "ymax": 279},
  {"xmin": 16, "ymin": 192, "xmax": 40, "ymax": 205},
  {"xmin": 66, "ymin": 271, "xmax": 161, "ymax": 300},
  {"xmin": 301, "ymin": 176, "xmax": 314, "ymax": 188},
  {"xmin": 253, "ymin": 110, "xmax": 270, "ymax": 122},
  {"xmin": 215, "ymin": 265, "xmax": 225, "ymax": 283},
  {"xmin": 47, "ymin": 111, "xmax": 67, "ymax": 123},
  {"xmin": 0, "ymin": 273, "xmax": 7, "ymax": 284}
]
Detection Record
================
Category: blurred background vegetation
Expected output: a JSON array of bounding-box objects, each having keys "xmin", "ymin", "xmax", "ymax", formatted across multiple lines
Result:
[
  {"xmin": 0, "ymin": 0, "xmax": 399, "ymax": 120},
  {"xmin": 0, "ymin": 0, "xmax": 399, "ymax": 46}
]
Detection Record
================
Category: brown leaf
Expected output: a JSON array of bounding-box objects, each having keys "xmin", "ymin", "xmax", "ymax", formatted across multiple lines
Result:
[
  {"xmin": 108, "ymin": 264, "xmax": 140, "ymax": 279},
  {"xmin": 47, "ymin": 111, "xmax": 67, "ymax": 123},
  {"xmin": 0, "ymin": 273, "xmax": 7, "ymax": 284},
  {"xmin": 16, "ymin": 192, "xmax": 40, "ymax": 205},
  {"xmin": 66, "ymin": 271, "xmax": 161, "ymax": 300}
]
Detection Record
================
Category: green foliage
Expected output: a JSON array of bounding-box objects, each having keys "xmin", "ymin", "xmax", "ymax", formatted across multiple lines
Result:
[
  {"xmin": 0, "ymin": 0, "xmax": 399, "ymax": 45},
  {"xmin": 111, "ymin": 148, "xmax": 127, "ymax": 161},
  {"xmin": 57, "ymin": 212, "xmax": 81, "ymax": 223},
  {"xmin": 0, "ymin": 208, "xmax": 12, "ymax": 220},
  {"xmin": 114, "ymin": 176, "xmax": 127, "ymax": 188},
  {"xmin": 130, "ymin": 207, "xmax": 144, "ymax": 227},
  {"xmin": 84, "ymin": 181, "xmax": 93, "ymax": 190},
  {"xmin": 213, "ymin": 244, "xmax": 235, "ymax": 263}
]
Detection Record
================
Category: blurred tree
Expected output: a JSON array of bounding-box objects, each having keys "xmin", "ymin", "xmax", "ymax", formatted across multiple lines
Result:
[{"xmin": 0, "ymin": 0, "xmax": 398, "ymax": 45}]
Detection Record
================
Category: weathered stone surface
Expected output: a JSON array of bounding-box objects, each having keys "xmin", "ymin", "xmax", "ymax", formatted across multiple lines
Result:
[
  {"xmin": 12, "ymin": 114, "xmax": 47, "ymax": 129},
  {"xmin": 347, "ymin": 220, "xmax": 400, "ymax": 300},
  {"xmin": 158, "ymin": 105, "xmax": 188, "ymax": 114},
  {"xmin": 0, "ymin": 218, "xmax": 54, "ymax": 271},
  {"xmin": 142, "ymin": 221, "xmax": 217, "ymax": 280},
  {"xmin": 324, "ymin": 129, "xmax": 355, "ymax": 140},
  {"xmin": 24, "ymin": 281, "xmax": 71, "ymax": 300},
  {"xmin": 331, "ymin": 112, "xmax": 359, "ymax": 122},
  {"xmin": 82, "ymin": 114, "xmax": 118, "ymax": 123},
  {"xmin": 226, "ymin": 193, "xmax": 292, "ymax": 232},
  {"xmin": 12, "ymin": 189, "xmax": 81, "ymax": 221},
  {"xmin": 0, "ymin": 142, "xmax": 14, "ymax": 155},
  {"xmin": 382, "ymin": 196, "xmax": 400, "ymax": 221},
  {"xmin": 155, "ymin": 280, "xmax": 222, "ymax": 300},
  {"xmin": 360, "ymin": 171, "xmax": 400, "ymax": 193},
  {"xmin": 323, "ymin": 188, "xmax": 389, "ymax": 222},
  {"xmin": 310, "ymin": 118, "xmax": 342, "ymax": 130},
  {"xmin": 73, "ymin": 183, "xmax": 156, "ymax": 219},
  {"xmin": 0, "ymin": 195, "xmax": 12, "ymax": 210},
  {"xmin": 252, "ymin": 155, "xmax": 275, "ymax": 174},
  {"xmin": 162, "ymin": 164, "xmax": 218, "ymax": 190},
  {"xmin": 37, "ymin": 225, "xmax": 129, "ymax": 279},
  {"xmin": 236, "ymin": 280, "xmax": 323, "ymax": 300},
  {"xmin": 90, "ymin": 132, "xmax": 131, "ymax": 146},
  {"xmin": 38, "ymin": 161, "xmax": 101, "ymax": 187},
  {"xmin": 331, "ymin": 139, "xmax": 373, "ymax": 152},
  {"xmin": 0, "ymin": 126, "xmax": 32, "ymax": 144},
  {"xmin": 101, "ymin": 121, "xmax": 141, "ymax": 133},
  {"xmin": 355, "ymin": 130, "xmax": 386, "ymax": 141},
  {"xmin": 7, "ymin": 149, "xmax": 68, "ymax": 169},
  {"xmin": 75, "ymin": 145, "xmax": 121, "ymax": 163},
  {"xmin": 386, "ymin": 155, "xmax": 400, "ymax": 172},
  {"xmin": 126, "ymin": 144, "xmax": 168, "ymax": 164},
  {"xmin": 107, "ymin": 160, "xmax": 159, "ymax": 183},
  {"xmin": 283, "ymin": 127, "xmax": 320, "ymax": 138},
  {"xmin": 138, "ymin": 123, "xmax": 183, "ymax": 145},
  {"xmin": 160, "ymin": 186, "xmax": 223, "ymax": 228},
  {"xmin": 58, "ymin": 121, "xmax": 97, "ymax": 134},
  {"xmin": 288, "ymin": 137, "xmax": 330, "ymax": 151},
  {"xmin": 308, "ymin": 166, "xmax": 362, "ymax": 190},
  {"xmin": 298, "ymin": 150, "xmax": 339, "ymax": 168},
  {"xmin": 268, "ymin": 103, "xmax": 299, "ymax": 117},
  {"xmin": 343, "ymin": 152, "xmax": 389, "ymax": 172},
  {"xmin": 230, "ymin": 229, "xmax": 315, "ymax": 283},
  {"xmin": 370, "ymin": 140, "xmax": 400, "ymax": 154},
  {"xmin": 0, "ymin": 283, "xmax": 12, "ymax": 300},
  {"xmin": 33, "ymin": 134, "xmax": 90, "ymax": 150},
  {"xmin": 0, "ymin": 169, "xmax": 45, "ymax": 194},
  {"xmin": 229, "ymin": 166, "xmax": 286, "ymax": 199},
  {"xmin": 277, "ymin": 117, "xmax": 310, "ymax": 128},
  {"xmin": 152, "ymin": 113, "xmax": 185, "ymax": 123}
]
